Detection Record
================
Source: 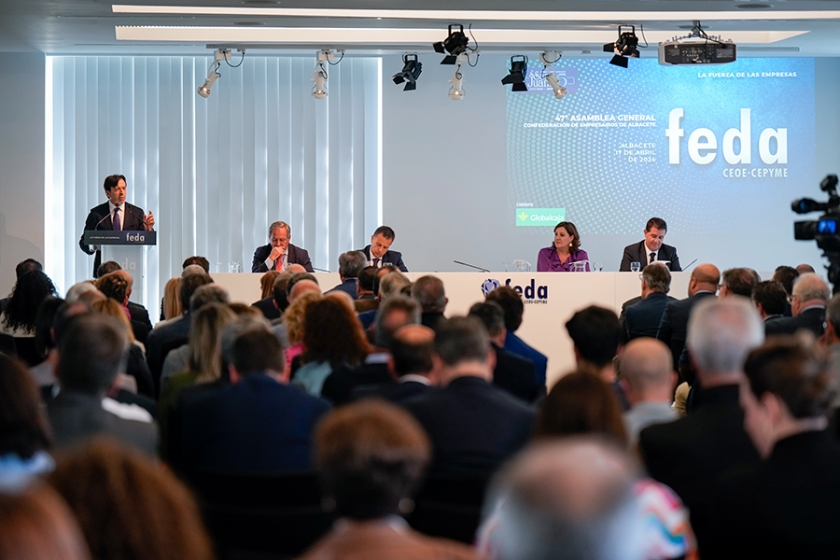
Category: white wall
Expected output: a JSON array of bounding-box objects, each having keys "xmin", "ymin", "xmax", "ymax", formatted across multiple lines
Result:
[
  {"xmin": 383, "ymin": 54, "xmax": 837, "ymax": 275},
  {"xmin": 0, "ymin": 53, "xmax": 45, "ymax": 297}
]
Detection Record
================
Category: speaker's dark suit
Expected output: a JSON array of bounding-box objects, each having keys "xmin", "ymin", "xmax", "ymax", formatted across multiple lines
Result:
[
  {"xmin": 656, "ymin": 291, "xmax": 716, "ymax": 369},
  {"xmin": 764, "ymin": 306, "xmax": 825, "ymax": 337},
  {"xmin": 703, "ymin": 430, "xmax": 840, "ymax": 559},
  {"xmin": 179, "ymin": 374, "xmax": 330, "ymax": 480},
  {"xmin": 638, "ymin": 384, "xmax": 759, "ymax": 552},
  {"xmin": 623, "ymin": 292, "xmax": 677, "ymax": 342},
  {"xmin": 79, "ymin": 202, "xmax": 148, "ymax": 277},
  {"xmin": 619, "ymin": 241, "xmax": 682, "ymax": 271},
  {"xmin": 251, "ymin": 243, "xmax": 314, "ymax": 273},
  {"xmin": 403, "ymin": 376, "xmax": 535, "ymax": 476},
  {"xmin": 358, "ymin": 245, "xmax": 408, "ymax": 272}
]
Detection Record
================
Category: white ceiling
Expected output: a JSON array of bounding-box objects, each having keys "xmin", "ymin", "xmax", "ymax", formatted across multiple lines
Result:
[{"xmin": 3, "ymin": 0, "xmax": 840, "ymax": 57}]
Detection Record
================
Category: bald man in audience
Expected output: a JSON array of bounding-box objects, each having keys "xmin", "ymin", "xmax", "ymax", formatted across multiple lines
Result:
[
  {"xmin": 796, "ymin": 263, "xmax": 816, "ymax": 274},
  {"xmin": 620, "ymin": 338, "xmax": 678, "ymax": 445},
  {"xmin": 765, "ymin": 272, "xmax": 829, "ymax": 337},
  {"xmin": 656, "ymin": 263, "xmax": 720, "ymax": 369}
]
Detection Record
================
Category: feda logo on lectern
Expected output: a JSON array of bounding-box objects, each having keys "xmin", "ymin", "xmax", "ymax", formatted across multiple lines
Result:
[{"xmin": 481, "ymin": 278, "xmax": 549, "ymax": 304}]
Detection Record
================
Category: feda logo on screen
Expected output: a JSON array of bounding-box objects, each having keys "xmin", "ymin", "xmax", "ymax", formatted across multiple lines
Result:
[
  {"xmin": 480, "ymin": 278, "xmax": 549, "ymax": 303},
  {"xmin": 516, "ymin": 208, "xmax": 565, "ymax": 227}
]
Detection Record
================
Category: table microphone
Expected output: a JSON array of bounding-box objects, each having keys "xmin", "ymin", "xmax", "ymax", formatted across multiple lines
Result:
[
  {"xmin": 311, "ymin": 267, "xmax": 331, "ymax": 273},
  {"xmin": 682, "ymin": 259, "xmax": 698, "ymax": 271},
  {"xmin": 454, "ymin": 260, "xmax": 490, "ymax": 273}
]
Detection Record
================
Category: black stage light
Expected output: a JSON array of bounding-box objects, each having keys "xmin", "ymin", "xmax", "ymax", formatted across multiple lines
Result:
[
  {"xmin": 603, "ymin": 25, "xmax": 640, "ymax": 67},
  {"xmin": 392, "ymin": 54, "xmax": 423, "ymax": 91},
  {"xmin": 433, "ymin": 24, "xmax": 469, "ymax": 65},
  {"xmin": 501, "ymin": 55, "xmax": 528, "ymax": 92}
]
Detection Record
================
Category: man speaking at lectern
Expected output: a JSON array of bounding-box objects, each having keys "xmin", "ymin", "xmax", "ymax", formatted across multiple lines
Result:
[
  {"xmin": 79, "ymin": 174, "xmax": 155, "ymax": 278},
  {"xmin": 620, "ymin": 217, "xmax": 682, "ymax": 272}
]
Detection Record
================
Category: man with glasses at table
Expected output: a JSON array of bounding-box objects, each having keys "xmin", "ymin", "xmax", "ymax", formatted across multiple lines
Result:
[{"xmin": 251, "ymin": 221, "xmax": 314, "ymax": 273}]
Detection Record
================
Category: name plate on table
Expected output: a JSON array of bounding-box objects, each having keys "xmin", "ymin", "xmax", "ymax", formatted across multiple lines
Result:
[{"xmin": 83, "ymin": 231, "xmax": 157, "ymax": 246}]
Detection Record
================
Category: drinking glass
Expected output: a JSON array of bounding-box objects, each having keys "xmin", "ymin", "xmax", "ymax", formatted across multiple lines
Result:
[
  {"xmin": 592, "ymin": 261, "xmax": 603, "ymax": 272},
  {"xmin": 630, "ymin": 262, "xmax": 641, "ymax": 273}
]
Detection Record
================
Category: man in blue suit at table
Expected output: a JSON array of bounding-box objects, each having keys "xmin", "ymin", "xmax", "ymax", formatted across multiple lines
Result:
[{"xmin": 358, "ymin": 225, "xmax": 408, "ymax": 272}]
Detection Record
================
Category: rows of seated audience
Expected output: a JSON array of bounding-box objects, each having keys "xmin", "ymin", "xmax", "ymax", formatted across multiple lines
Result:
[{"xmin": 2, "ymin": 253, "xmax": 840, "ymax": 559}]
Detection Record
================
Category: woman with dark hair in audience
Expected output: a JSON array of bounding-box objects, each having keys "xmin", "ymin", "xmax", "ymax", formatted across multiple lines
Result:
[
  {"xmin": 0, "ymin": 271, "xmax": 58, "ymax": 338},
  {"xmin": 0, "ymin": 354, "xmax": 54, "ymax": 490},
  {"xmin": 48, "ymin": 438, "xmax": 214, "ymax": 560},
  {"xmin": 536, "ymin": 222, "xmax": 590, "ymax": 272},
  {"xmin": 293, "ymin": 294, "xmax": 370, "ymax": 396},
  {"xmin": 512, "ymin": 371, "xmax": 696, "ymax": 560},
  {"xmin": 1, "ymin": 271, "xmax": 58, "ymax": 365},
  {"xmin": 0, "ymin": 485, "xmax": 91, "ymax": 560},
  {"xmin": 299, "ymin": 400, "xmax": 477, "ymax": 560},
  {"xmin": 705, "ymin": 339, "xmax": 840, "ymax": 559},
  {"xmin": 90, "ymin": 298, "xmax": 154, "ymax": 398},
  {"xmin": 259, "ymin": 270, "xmax": 280, "ymax": 299},
  {"xmin": 28, "ymin": 296, "xmax": 65, "ymax": 392}
]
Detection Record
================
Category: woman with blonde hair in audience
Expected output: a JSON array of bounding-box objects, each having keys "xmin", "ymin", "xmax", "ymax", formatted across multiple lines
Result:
[
  {"xmin": 156, "ymin": 277, "xmax": 182, "ymax": 327},
  {"xmin": 0, "ymin": 485, "xmax": 91, "ymax": 560},
  {"xmin": 89, "ymin": 298, "xmax": 154, "ymax": 398},
  {"xmin": 299, "ymin": 400, "xmax": 477, "ymax": 560},
  {"xmin": 281, "ymin": 290, "xmax": 322, "ymax": 380},
  {"xmin": 0, "ymin": 355, "xmax": 53, "ymax": 490},
  {"xmin": 293, "ymin": 294, "xmax": 370, "ymax": 396},
  {"xmin": 48, "ymin": 438, "xmax": 214, "ymax": 560}
]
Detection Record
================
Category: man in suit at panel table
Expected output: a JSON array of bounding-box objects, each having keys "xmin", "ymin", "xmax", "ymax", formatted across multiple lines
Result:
[
  {"xmin": 179, "ymin": 328, "xmax": 330, "ymax": 480},
  {"xmin": 765, "ymin": 273, "xmax": 829, "ymax": 338},
  {"xmin": 640, "ymin": 298, "xmax": 763, "ymax": 554},
  {"xmin": 619, "ymin": 217, "xmax": 682, "ymax": 272},
  {"xmin": 403, "ymin": 316, "xmax": 535, "ymax": 477},
  {"xmin": 358, "ymin": 225, "xmax": 408, "ymax": 272},
  {"xmin": 79, "ymin": 174, "xmax": 155, "ymax": 278},
  {"xmin": 656, "ymin": 263, "xmax": 720, "ymax": 370},
  {"xmin": 622, "ymin": 263, "xmax": 677, "ymax": 343},
  {"xmin": 251, "ymin": 221, "xmax": 314, "ymax": 273}
]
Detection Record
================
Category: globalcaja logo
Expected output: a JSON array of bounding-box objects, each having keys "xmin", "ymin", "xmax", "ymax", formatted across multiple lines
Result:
[
  {"xmin": 480, "ymin": 278, "xmax": 548, "ymax": 304},
  {"xmin": 515, "ymin": 208, "xmax": 565, "ymax": 227}
]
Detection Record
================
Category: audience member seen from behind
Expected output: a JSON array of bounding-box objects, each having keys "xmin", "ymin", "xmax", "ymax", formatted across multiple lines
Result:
[
  {"xmin": 765, "ymin": 272, "xmax": 830, "ymax": 337},
  {"xmin": 537, "ymin": 221, "xmax": 589, "ymax": 272},
  {"xmin": 623, "ymin": 263, "xmax": 676, "ymax": 343},
  {"xmin": 704, "ymin": 339, "xmax": 840, "ymax": 559},
  {"xmin": 479, "ymin": 439, "xmax": 646, "ymax": 560},
  {"xmin": 0, "ymin": 270, "xmax": 58, "ymax": 342},
  {"xmin": 293, "ymin": 296, "xmax": 370, "ymax": 396},
  {"xmin": 29, "ymin": 296, "xmax": 65, "ymax": 391},
  {"xmin": 411, "ymin": 275, "xmax": 449, "ymax": 330},
  {"xmin": 0, "ymin": 258, "xmax": 42, "ymax": 314},
  {"xmin": 47, "ymin": 314, "xmax": 157, "ymax": 456},
  {"xmin": 48, "ymin": 438, "xmax": 214, "ymax": 560},
  {"xmin": 90, "ymin": 298, "xmax": 154, "ymax": 397},
  {"xmin": 772, "ymin": 265, "xmax": 799, "ymax": 315},
  {"xmin": 403, "ymin": 316, "xmax": 535, "ymax": 477},
  {"xmin": 158, "ymin": 277, "xmax": 182, "ymax": 325},
  {"xmin": 281, "ymin": 291, "xmax": 323, "ymax": 379},
  {"xmin": 298, "ymin": 400, "xmax": 477, "ymax": 560},
  {"xmin": 639, "ymin": 297, "xmax": 763, "ymax": 554},
  {"xmin": 529, "ymin": 370, "xmax": 695, "ymax": 560},
  {"xmin": 752, "ymin": 280, "xmax": 788, "ymax": 323},
  {"xmin": 486, "ymin": 286, "xmax": 547, "ymax": 387},
  {"xmin": 565, "ymin": 306, "xmax": 623, "ymax": 403},
  {"xmin": 620, "ymin": 338, "xmax": 678, "ymax": 445},
  {"xmin": 178, "ymin": 329, "xmax": 331, "ymax": 478},
  {"xmin": 0, "ymin": 485, "xmax": 91, "ymax": 560},
  {"xmin": 0, "ymin": 354, "xmax": 54, "ymax": 490}
]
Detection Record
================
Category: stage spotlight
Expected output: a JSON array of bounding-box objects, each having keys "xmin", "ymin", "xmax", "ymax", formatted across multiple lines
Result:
[
  {"xmin": 603, "ymin": 25, "xmax": 640, "ymax": 68},
  {"xmin": 538, "ymin": 51, "xmax": 566, "ymax": 99},
  {"xmin": 392, "ymin": 54, "xmax": 423, "ymax": 91},
  {"xmin": 311, "ymin": 49, "xmax": 334, "ymax": 99},
  {"xmin": 448, "ymin": 53, "xmax": 470, "ymax": 100},
  {"xmin": 545, "ymin": 73, "xmax": 567, "ymax": 99},
  {"xmin": 433, "ymin": 24, "xmax": 470, "ymax": 64},
  {"xmin": 197, "ymin": 49, "xmax": 230, "ymax": 98},
  {"xmin": 501, "ymin": 55, "xmax": 528, "ymax": 92}
]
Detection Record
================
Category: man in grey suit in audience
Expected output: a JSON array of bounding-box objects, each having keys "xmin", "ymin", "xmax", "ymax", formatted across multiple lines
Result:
[{"xmin": 47, "ymin": 313, "xmax": 157, "ymax": 457}]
